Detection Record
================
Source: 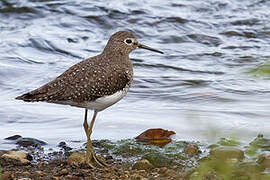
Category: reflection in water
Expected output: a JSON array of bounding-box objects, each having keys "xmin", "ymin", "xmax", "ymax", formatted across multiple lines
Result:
[{"xmin": 1, "ymin": 0, "xmax": 270, "ymax": 149}]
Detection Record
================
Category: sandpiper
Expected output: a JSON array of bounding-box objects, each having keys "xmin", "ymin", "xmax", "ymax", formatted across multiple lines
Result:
[{"xmin": 16, "ymin": 31, "xmax": 163, "ymax": 168}]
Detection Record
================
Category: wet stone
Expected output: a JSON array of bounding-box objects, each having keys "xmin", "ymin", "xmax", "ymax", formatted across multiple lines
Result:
[
  {"xmin": 210, "ymin": 147, "xmax": 244, "ymax": 160},
  {"xmin": 143, "ymin": 152, "xmax": 173, "ymax": 168},
  {"xmin": 5, "ymin": 135, "xmax": 22, "ymax": 140},
  {"xmin": 249, "ymin": 134, "xmax": 270, "ymax": 151},
  {"xmin": 1, "ymin": 171, "xmax": 14, "ymax": 180},
  {"xmin": 159, "ymin": 167, "xmax": 168, "ymax": 174},
  {"xmin": 130, "ymin": 173, "xmax": 144, "ymax": 180},
  {"xmin": 5, "ymin": 135, "xmax": 47, "ymax": 147},
  {"xmin": 1, "ymin": 151, "xmax": 32, "ymax": 165},
  {"xmin": 183, "ymin": 144, "xmax": 199, "ymax": 156},
  {"xmin": 59, "ymin": 168, "xmax": 69, "ymax": 176},
  {"xmin": 67, "ymin": 152, "xmax": 85, "ymax": 166},
  {"xmin": 257, "ymin": 153, "xmax": 270, "ymax": 169},
  {"xmin": 16, "ymin": 137, "xmax": 47, "ymax": 147},
  {"xmin": 58, "ymin": 141, "xmax": 73, "ymax": 151},
  {"xmin": 232, "ymin": 162, "xmax": 264, "ymax": 179},
  {"xmin": 22, "ymin": 171, "xmax": 31, "ymax": 176},
  {"xmin": 34, "ymin": 170, "xmax": 46, "ymax": 177},
  {"xmin": 132, "ymin": 159, "xmax": 153, "ymax": 170}
]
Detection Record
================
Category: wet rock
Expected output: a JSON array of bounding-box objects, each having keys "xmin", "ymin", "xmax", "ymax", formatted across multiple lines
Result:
[
  {"xmin": 211, "ymin": 52, "xmax": 222, "ymax": 56},
  {"xmin": 59, "ymin": 168, "xmax": 69, "ymax": 176},
  {"xmin": 5, "ymin": 135, "xmax": 47, "ymax": 147},
  {"xmin": 65, "ymin": 175, "xmax": 80, "ymax": 180},
  {"xmin": 1, "ymin": 171, "xmax": 14, "ymax": 180},
  {"xmin": 257, "ymin": 153, "xmax": 270, "ymax": 169},
  {"xmin": 37, "ymin": 161, "xmax": 45, "ymax": 168},
  {"xmin": 143, "ymin": 152, "xmax": 173, "ymax": 168},
  {"xmin": 159, "ymin": 167, "xmax": 168, "ymax": 174},
  {"xmin": 58, "ymin": 141, "xmax": 72, "ymax": 151},
  {"xmin": 130, "ymin": 173, "xmax": 144, "ymax": 180},
  {"xmin": 249, "ymin": 134, "xmax": 270, "ymax": 150},
  {"xmin": 0, "ymin": 150, "xmax": 8, "ymax": 156},
  {"xmin": 67, "ymin": 152, "xmax": 85, "ymax": 166},
  {"xmin": 1, "ymin": 151, "xmax": 31, "ymax": 165},
  {"xmin": 22, "ymin": 171, "xmax": 31, "ymax": 176},
  {"xmin": 34, "ymin": 170, "xmax": 45, "ymax": 178},
  {"xmin": 233, "ymin": 162, "xmax": 263, "ymax": 179},
  {"xmin": 5, "ymin": 135, "xmax": 22, "ymax": 140},
  {"xmin": 16, "ymin": 137, "xmax": 47, "ymax": 147},
  {"xmin": 183, "ymin": 144, "xmax": 199, "ymax": 156},
  {"xmin": 217, "ymin": 138, "xmax": 241, "ymax": 147},
  {"xmin": 102, "ymin": 172, "xmax": 112, "ymax": 178},
  {"xmin": 132, "ymin": 159, "xmax": 153, "ymax": 170},
  {"xmin": 190, "ymin": 170, "xmax": 219, "ymax": 180},
  {"xmin": 164, "ymin": 169, "xmax": 176, "ymax": 178},
  {"xmin": 135, "ymin": 128, "xmax": 175, "ymax": 146},
  {"xmin": 210, "ymin": 147, "xmax": 244, "ymax": 160}
]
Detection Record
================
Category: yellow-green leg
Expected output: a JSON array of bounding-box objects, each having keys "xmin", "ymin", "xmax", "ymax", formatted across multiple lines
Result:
[{"xmin": 83, "ymin": 109, "xmax": 107, "ymax": 168}]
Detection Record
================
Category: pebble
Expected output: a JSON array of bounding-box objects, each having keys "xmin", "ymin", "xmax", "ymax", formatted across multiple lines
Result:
[
  {"xmin": 59, "ymin": 168, "xmax": 69, "ymax": 176},
  {"xmin": 159, "ymin": 167, "xmax": 168, "ymax": 174},
  {"xmin": 132, "ymin": 159, "xmax": 154, "ymax": 170},
  {"xmin": 37, "ymin": 161, "xmax": 45, "ymax": 168},
  {"xmin": 22, "ymin": 171, "xmax": 31, "ymax": 176},
  {"xmin": 34, "ymin": 170, "xmax": 45, "ymax": 177},
  {"xmin": 66, "ymin": 175, "xmax": 80, "ymax": 180},
  {"xmin": 1, "ymin": 171, "xmax": 14, "ymax": 180},
  {"xmin": 164, "ymin": 169, "xmax": 176, "ymax": 177},
  {"xmin": 67, "ymin": 152, "xmax": 85, "ymax": 166},
  {"xmin": 1, "ymin": 151, "xmax": 31, "ymax": 165},
  {"xmin": 210, "ymin": 147, "xmax": 244, "ymax": 160},
  {"xmin": 257, "ymin": 153, "xmax": 270, "ymax": 169},
  {"xmin": 183, "ymin": 144, "xmax": 199, "ymax": 156},
  {"xmin": 130, "ymin": 173, "xmax": 144, "ymax": 180}
]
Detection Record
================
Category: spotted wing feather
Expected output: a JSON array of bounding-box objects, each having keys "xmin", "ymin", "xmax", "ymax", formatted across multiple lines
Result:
[{"xmin": 16, "ymin": 55, "xmax": 132, "ymax": 104}]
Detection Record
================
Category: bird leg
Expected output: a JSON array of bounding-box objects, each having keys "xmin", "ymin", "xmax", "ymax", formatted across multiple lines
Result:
[{"xmin": 83, "ymin": 109, "xmax": 107, "ymax": 167}]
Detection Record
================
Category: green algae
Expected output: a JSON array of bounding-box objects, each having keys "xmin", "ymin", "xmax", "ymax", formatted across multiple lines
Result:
[
  {"xmin": 91, "ymin": 134, "xmax": 270, "ymax": 179},
  {"xmin": 246, "ymin": 63, "xmax": 270, "ymax": 78},
  {"xmin": 217, "ymin": 137, "xmax": 241, "ymax": 147},
  {"xmin": 188, "ymin": 134, "xmax": 270, "ymax": 179},
  {"xmin": 94, "ymin": 139, "xmax": 202, "ymax": 169}
]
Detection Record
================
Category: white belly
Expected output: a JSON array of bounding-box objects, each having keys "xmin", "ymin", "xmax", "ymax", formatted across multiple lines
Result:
[
  {"xmin": 84, "ymin": 88, "xmax": 128, "ymax": 111},
  {"xmin": 54, "ymin": 88, "xmax": 129, "ymax": 111}
]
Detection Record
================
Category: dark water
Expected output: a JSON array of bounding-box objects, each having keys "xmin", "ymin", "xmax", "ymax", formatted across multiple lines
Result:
[{"xmin": 1, "ymin": 0, "xmax": 270, "ymax": 149}]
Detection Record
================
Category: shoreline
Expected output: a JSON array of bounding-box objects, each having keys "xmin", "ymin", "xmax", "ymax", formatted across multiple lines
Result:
[{"xmin": 1, "ymin": 134, "xmax": 270, "ymax": 179}]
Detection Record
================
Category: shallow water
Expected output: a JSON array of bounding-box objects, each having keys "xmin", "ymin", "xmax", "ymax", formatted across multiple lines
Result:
[{"xmin": 1, "ymin": 0, "xmax": 270, "ymax": 149}]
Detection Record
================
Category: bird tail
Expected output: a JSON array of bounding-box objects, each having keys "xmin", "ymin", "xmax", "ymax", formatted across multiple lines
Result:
[
  {"xmin": 15, "ymin": 84, "xmax": 51, "ymax": 102},
  {"xmin": 15, "ymin": 91, "xmax": 42, "ymax": 102}
]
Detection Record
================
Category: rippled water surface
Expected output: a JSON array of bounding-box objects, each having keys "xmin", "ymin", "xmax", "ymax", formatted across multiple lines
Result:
[{"xmin": 1, "ymin": 0, "xmax": 270, "ymax": 149}]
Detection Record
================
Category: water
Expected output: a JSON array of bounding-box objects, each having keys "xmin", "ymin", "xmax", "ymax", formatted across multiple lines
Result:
[{"xmin": 1, "ymin": 0, "xmax": 270, "ymax": 149}]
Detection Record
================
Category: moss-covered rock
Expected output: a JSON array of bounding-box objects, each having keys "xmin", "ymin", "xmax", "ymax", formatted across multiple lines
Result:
[
  {"xmin": 132, "ymin": 159, "xmax": 153, "ymax": 170},
  {"xmin": 210, "ymin": 147, "xmax": 244, "ymax": 160}
]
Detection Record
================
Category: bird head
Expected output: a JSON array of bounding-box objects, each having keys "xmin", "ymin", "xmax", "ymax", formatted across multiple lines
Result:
[{"xmin": 103, "ymin": 31, "xmax": 163, "ymax": 55}]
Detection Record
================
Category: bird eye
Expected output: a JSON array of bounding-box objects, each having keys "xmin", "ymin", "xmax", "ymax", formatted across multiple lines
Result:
[{"xmin": 125, "ymin": 38, "xmax": 133, "ymax": 45}]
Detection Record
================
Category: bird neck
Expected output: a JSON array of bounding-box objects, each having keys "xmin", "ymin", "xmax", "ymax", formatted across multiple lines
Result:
[
  {"xmin": 102, "ymin": 48, "xmax": 130, "ymax": 61},
  {"xmin": 103, "ymin": 42, "xmax": 131, "ymax": 56}
]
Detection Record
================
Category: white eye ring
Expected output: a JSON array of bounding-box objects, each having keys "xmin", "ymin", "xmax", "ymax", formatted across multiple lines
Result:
[{"xmin": 124, "ymin": 38, "xmax": 133, "ymax": 45}]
